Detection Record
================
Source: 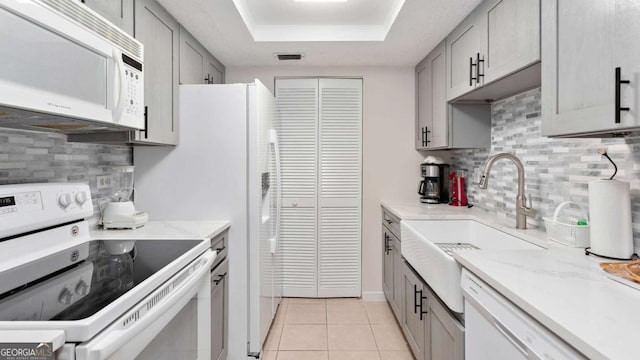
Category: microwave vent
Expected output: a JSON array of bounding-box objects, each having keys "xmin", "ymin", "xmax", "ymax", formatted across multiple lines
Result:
[{"xmin": 37, "ymin": 0, "xmax": 143, "ymax": 61}]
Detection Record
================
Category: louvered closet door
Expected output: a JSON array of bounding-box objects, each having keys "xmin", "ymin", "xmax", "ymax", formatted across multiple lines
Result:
[
  {"xmin": 318, "ymin": 78, "xmax": 362, "ymax": 297},
  {"xmin": 275, "ymin": 79, "xmax": 319, "ymax": 297}
]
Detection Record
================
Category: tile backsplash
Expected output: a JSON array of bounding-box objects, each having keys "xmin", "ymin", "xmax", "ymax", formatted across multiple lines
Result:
[
  {"xmin": 0, "ymin": 129, "xmax": 133, "ymax": 225},
  {"xmin": 449, "ymin": 87, "xmax": 640, "ymax": 250}
]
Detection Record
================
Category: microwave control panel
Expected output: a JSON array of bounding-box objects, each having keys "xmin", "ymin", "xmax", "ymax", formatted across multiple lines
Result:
[{"xmin": 122, "ymin": 54, "xmax": 144, "ymax": 118}]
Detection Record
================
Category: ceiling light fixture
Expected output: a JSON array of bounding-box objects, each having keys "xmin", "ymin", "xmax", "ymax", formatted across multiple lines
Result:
[{"xmin": 295, "ymin": 0, "xmax": 348, "ymax": 3}]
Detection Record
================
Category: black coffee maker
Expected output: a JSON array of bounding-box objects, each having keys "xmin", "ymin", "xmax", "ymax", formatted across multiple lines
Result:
[{"xmin": 418, "ymin": 163, "xmax": 450, "ymax": 204}]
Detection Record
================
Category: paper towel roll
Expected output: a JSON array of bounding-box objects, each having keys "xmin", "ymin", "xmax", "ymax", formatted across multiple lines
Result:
[{"xmin": 588, "ymin": 180, "xmax": 634, "ymax": 258}]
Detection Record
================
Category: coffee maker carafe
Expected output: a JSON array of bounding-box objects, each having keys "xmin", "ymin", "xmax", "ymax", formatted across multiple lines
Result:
[{"xmin": 418, "ymin": 163, "xmax": 449, "ymax": 204}]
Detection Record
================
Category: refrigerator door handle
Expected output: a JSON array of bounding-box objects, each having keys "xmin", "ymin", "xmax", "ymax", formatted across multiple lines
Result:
[{"xmin": 270, "ymin": 129, "xmax": 282, "ymax": 252}]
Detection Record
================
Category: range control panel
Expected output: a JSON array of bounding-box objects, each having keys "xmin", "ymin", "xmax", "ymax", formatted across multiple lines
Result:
[{"xmin": 0, "ymin": 183, "xmax": 93, "ymax": 239}]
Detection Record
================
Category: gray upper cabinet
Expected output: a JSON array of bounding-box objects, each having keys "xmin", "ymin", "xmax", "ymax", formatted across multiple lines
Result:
[
  {"xmin": 206, "ymin": 55, "xmax": 225, "ymax": 84},
  {"xmin": 180, "ymin": 27, "xmax": 226, "ymax": 85},
  {"xmin": 416, "ymin": 41, "xmax": 448, "ymax": 150},
  {"xmin": 133, "ymin": 0, "xmax": 180, "ymax": 145},
  {"xmin": 80, "ymin": 0, "xmax": 134, "ymax": 35},
  {"xmin": 481, "ymin": 0, "xmax": 539, "ymax": 84},
  {"xmin": 416, "ymin": 42, "xmax": 492, "ymax": 151},
  {"xmin": 445, "ymin": 8, "xmax": 484, "ymax": 101},
  {"xmin": 541, "ymin": 0, "xmax": 640, "ymax": 137},
  {"xmin": 445, "ymin": 0, "xmax": 540, "ymax": 102},
  {"xmin": 179, "ymin": 26, "xmax": 207, "ymax": 84}
]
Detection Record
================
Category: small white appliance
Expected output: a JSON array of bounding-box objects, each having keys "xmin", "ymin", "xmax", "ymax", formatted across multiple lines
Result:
[
  {"xmin": 0, "ymin": 0, "xmax": 144, "ymax": 133},
  {"xmin": 134, "ymin": 81, "xmax": 282, "ymax": 359},
  {"xmin": 462, "ymin": 270, "xmax": 586, "ymax": 360},
  {"xmin": 101, "ymin": 166, "xmax": 148, "ymax": 229},
  {"xmin": 0, "ymin": 183, "xmax": 215, "ymax": 360}
]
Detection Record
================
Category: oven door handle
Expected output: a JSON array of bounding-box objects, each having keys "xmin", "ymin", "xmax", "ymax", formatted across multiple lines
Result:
[{"xmin": 75, "ymin": 250, "xmax": 216, "ymax": 360}]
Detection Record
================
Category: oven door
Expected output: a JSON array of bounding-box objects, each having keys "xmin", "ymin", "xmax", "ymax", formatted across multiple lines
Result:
[{"xmin": 74, "ymin": 250, "xmax": 215, "ymax": 360}]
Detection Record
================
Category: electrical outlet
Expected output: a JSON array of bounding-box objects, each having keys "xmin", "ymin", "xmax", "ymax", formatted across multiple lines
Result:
[{"xmin": 97, "ymin": 175, "xmax": 112, "ymax": 190}]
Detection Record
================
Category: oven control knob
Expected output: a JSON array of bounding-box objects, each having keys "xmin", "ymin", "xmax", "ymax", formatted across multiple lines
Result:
[
  {"xmin": 58, "ymin": 193, "xmax": 72, "ymax": 209},
  {"xmin": 58, "ymin": 288, "xmax": 73, "ymax": 305},
  {"xmin": 75, "ymin": 280, "xmax": 88, "ymax": 296},
  {"xmin": 75, "ymin": 192, "xmax": 88, "ymax": 206}
]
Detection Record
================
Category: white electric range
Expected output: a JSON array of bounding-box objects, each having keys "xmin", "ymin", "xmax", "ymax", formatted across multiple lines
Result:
[{"xmin": 0, "ymin": 183, "xmax": 215, "ymax": 360}]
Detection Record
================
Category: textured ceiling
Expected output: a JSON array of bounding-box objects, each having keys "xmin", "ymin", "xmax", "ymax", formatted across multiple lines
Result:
[{"xmin": 156, "ymin": 0, "xmax": 482, "ymax": 67}]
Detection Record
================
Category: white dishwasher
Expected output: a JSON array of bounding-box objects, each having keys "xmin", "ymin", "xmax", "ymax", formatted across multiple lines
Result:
[{"xmin": 461, "ymin": 269, "xmax": 586, "ymax": 360}]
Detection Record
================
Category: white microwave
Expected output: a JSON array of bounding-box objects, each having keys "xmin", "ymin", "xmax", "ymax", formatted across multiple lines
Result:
[{"xmin": 0, "ymin": 0, "xmax": 144, "ymax": 133}]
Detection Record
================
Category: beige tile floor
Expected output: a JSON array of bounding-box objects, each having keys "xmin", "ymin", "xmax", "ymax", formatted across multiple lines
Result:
[{"xmin": 262, "ymin": 298, "xmax": 415, "ymax": 360}]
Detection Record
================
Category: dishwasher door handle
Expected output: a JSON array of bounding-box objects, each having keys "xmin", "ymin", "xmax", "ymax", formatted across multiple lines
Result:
[{"xmin": 492, "ymin": 317, "xmax": 534, "ymax": 358}]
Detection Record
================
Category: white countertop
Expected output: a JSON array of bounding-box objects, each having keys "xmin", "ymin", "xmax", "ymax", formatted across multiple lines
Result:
[
  {"xmin": 380, "ymin": 201, "xmax": 639, "ymax": 359},
  {"xmin": 453, "ymin": 248, "xmax": 640, "ymax": 360},
  {"xmin": 380, "ymin": 201, "xmax": 555, "ymax": 249},
  {"xmin": 91, "ymin": 221, "xmax": 230, "ymax": 241}
]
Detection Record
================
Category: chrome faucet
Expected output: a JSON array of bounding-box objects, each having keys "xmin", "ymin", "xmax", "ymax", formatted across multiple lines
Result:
[{"xmin": 478, "ymin": 153, "xmax": 537, "ymax": 229}]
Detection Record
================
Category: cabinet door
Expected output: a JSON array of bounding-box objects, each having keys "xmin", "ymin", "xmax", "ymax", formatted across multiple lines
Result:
[
  {"xmin": 81, "ymin": 0, "xmax": 134, "ymax": 35},
  {"xmin": 382, "ymin": 227, "xmax": 394, "ymax": 305},
  {"xmin": 428, "ymin": 293, "xmax": 464, "ymax": 360},
  {"xmin": 206, "ymin": 55, "xmax": 225, "ymax": 84},
  {"xmin": 211, "ymin": 259, "xmax": 229, "ymax": 360},
  {"xmin": 179, "ymin": 27, "xmax": 206, "ymax": 84},
  {"xmin": 446, "ymin": 9, "xmax": 485, "ymax": 101},
  {"xmin": 415, "ymin": 62, "xmax": 432, "ymax": 150},
  {"xmin": 133, "ymin": 0, "xmax": 179, "ymax": 145},
  {"xmin": 391, "ymin": 235, "xmax": 403, "ymax": 321},
  {"xmin": 542, "ymin": 0, "xmax": 640, "ymax": 136},
  {"xmin": 402, "ymin": 262, "xmax": 427, "ymax": 360},
  {"xmin": 482, "ymin": 0, "xmax": 539, "ymax": 84},
  {"xmin": 417, "ymin": 41, "xmax": 449, "ymax": 150}
]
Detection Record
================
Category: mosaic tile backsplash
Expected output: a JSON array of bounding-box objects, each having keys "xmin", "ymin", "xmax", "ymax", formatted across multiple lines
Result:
[
  {"xmin": 449, "ymin": 87, "xmax": 640, "ymax": 251},
  {"xmin": 0, "ymin": 129, "xmax": 133, "ymax": 226}
]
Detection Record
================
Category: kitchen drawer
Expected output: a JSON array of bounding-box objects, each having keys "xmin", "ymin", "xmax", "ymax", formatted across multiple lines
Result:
[
  {"xmin": 211, "ymin": 229, "xmax": 228, "ymax": 268},
  {"xmin": 382, "ymin": 208, "xmax": 401, "ymax": 239}
]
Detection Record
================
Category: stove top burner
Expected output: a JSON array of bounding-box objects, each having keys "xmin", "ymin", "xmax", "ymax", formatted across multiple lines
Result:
[{"xmin": 0, "ymin": 239, "xmax": 201, "ymax": 321}]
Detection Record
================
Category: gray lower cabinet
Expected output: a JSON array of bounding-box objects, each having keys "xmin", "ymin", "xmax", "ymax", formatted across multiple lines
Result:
[
  {"xmin": 80, "ymin": 0, "xmax": 134, "ymax": 35},
  {"xmin": 180, "ymin": 26, "xmax": 226, "ymax": 85},
  {"xmin": 541, "ymin": 0, "xmax": 640, "ymax": 137},
  {"xmin": 382, "ymin": 209, "xmax": 402, "ymax": 319},
  {"xmin": 402, "ymin": 261, "xmax": 464, "ymax": 360},
  {"xmin": 402, "ymin": 261, "xmax": 428, "ymax": 360},
  {"xmin": 427, "ymin": 289, "xmax": 465, "ymax": 360},
  {"xmin": 211, "ymin": 258, "xmax": 228, "ymax": 360},
  {"xmin": 133, "ymin": 0, "xmax": 180, "ymax": 145},
  {"xmin": 391, "ymin": 231, "xmax": 403, "ymax": 320}
]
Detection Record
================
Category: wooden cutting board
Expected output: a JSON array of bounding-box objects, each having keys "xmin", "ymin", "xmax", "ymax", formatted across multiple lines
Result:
[{"xmin": 600, "ymin": 260, "xmax": 640, "ymax": 284}]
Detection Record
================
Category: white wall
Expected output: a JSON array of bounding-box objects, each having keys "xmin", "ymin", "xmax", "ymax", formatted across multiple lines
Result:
[{"xmin": 227, "ymin": 66, "xmax": 426, "ymax": 300}]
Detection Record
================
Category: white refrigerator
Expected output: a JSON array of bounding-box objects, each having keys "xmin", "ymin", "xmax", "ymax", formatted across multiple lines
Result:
[{"xmin": 133, "ymin": 81, "xmax": 282, "ymax": 360}]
